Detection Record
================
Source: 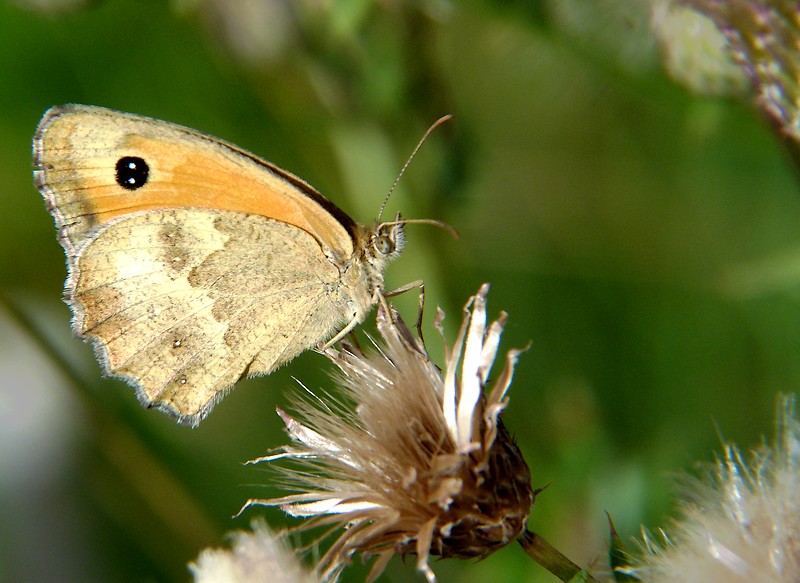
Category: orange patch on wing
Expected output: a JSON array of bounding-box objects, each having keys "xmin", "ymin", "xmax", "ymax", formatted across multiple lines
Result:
[{"xmin": 81, "ymin": 135, "xmax": 352, "ymax": 255}]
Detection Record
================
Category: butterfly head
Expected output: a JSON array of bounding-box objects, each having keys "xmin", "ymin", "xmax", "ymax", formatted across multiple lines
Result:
[{"xmin": 371, "ymin": 212, "xmax": 406, "ymax": 262}]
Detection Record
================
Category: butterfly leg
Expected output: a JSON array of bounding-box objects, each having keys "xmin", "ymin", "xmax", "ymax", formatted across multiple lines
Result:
[
  {"xmin": 322, "ymin": 280, "xmax": 425, "ymax": 351},
  {"xmin": 320, "ymin": 312, "xmax": 363, "ymax": 350},
  {"xmin": 385, "ymin": 279, "xmax": 425, "ymax": 343}
]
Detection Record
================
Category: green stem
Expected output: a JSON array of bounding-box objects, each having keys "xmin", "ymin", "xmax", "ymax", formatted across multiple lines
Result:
[{"xmin": 519, "ymin": 530, "xmax": 601, "ymax": 582}]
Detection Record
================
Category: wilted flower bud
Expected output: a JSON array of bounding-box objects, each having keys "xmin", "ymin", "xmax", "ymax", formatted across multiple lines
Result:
[{"xmin": 243, "ymin": 284, "xmax": 533, "ymax": 582}]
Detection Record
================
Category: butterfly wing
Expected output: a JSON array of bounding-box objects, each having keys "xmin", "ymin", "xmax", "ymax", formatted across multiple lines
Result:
[
  {"xmin": 33, "ymin": 104, "xmax": 367, "ymax": 425},
  {"xmin": 33, "ymin": 104, "xmax": 357, "ymax": 259},
  {"xmin": 72, "ymin": 208, "xmax": 352, "ymax": 425}
]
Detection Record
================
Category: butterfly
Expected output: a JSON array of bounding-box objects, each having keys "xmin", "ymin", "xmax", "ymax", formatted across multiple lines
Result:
[{"xmin": 34, "ymin": 105, "xmax": 451, "ymax": 426}]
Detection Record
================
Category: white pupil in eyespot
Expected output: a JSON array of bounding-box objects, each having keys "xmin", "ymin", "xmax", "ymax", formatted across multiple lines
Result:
[{"xmin": 115, "ymin": 156, "xmax": 150, "ymax": 190}]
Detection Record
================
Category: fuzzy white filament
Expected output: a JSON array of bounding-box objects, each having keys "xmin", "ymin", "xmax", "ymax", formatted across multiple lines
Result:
[
  {"xmin": 190, "ymin": 521, "xmax": 316, "ymax": 583},
  {"xmin": 630, "ymin": 395, "xmax": 800, "ymax": 582}
]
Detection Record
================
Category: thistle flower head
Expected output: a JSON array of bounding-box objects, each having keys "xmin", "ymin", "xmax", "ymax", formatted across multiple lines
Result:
[
  {"xmin": 243, "ymin": 284, "xmax": 533, "ymax": 582},
  {"xmin": 629, "ymin": 395, "xmax": 800, "ymax": 582}
]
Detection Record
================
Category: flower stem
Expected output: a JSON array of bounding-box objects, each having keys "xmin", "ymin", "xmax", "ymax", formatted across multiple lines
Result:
[{"xmin": 518, "ymin": 530, "xmax": 601, "ymax": 582}]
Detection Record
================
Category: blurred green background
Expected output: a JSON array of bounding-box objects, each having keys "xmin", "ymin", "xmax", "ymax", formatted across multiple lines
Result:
[{"xmin": 2, "ymin": 1, "xmax": 799, "ymax": 581}]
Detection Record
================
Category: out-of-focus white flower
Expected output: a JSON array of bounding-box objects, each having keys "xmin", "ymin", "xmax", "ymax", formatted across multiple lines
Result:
[
  {"xmin": 243, "ymin": 284, "xmax": 533, "ymax": 582},
  {"xmin": 628, "ymin": 395, "xmax": 800, "ymax": 582},
  {"xmin": 684, "ymin": 0, "xmax": 800, "ymax": 141},
  {"xmin": 650, "ymin": 0, "xmax": 749, "ymax": 95},
  {"xmin": 175, "ymin": 0, "xmax": 296, "ymax": 66},
  {"xmin": 9, "ymin": 0, "xmax": 87, "ymax": 13},
  {"xmin": 190, "ymin": 520, "xmax": 317, "ymax": 583}
]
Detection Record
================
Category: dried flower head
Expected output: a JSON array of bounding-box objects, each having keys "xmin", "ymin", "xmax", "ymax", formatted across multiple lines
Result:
[
  {"xmin": 627, "ymin": 395, "xmax": 800, "ymax": 582},
  {"xmin": 686, "ymin": 0, "xmax": 800, "ymax": 141},
  {"xmin": 243, "ymin": 284, "xmax": 533, "ymax": 582}
]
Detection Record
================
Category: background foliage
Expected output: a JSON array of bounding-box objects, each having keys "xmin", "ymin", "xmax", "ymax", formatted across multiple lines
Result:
[{"xmin": 2, "ymin": 1, "xmax": 799, "ymax": 581}]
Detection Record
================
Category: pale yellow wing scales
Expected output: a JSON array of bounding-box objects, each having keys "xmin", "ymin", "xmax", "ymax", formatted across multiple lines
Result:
[{"xmin": 70, "ymin": 208, "xmax": 352, "ymax": 425}]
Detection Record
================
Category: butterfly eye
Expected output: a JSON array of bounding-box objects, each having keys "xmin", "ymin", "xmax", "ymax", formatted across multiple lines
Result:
[
  {"xmin": 115, "ymin": 156, "xmax": 150, "ymax": 190},
  {"xmin": 374, "ymin": 233, "xmax": 395, "ymax": 256}
]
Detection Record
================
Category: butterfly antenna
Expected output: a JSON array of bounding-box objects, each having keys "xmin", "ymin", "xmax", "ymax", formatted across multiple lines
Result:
[{"xmin": 377, "ymin": 114, "xmax": 454, "ymax": 222}]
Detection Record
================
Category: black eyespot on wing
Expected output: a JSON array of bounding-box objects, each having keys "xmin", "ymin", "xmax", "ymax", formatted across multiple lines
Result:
[{"xmin": 116, "ymin": 156, "xmax": 150, "ymax": 190}]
